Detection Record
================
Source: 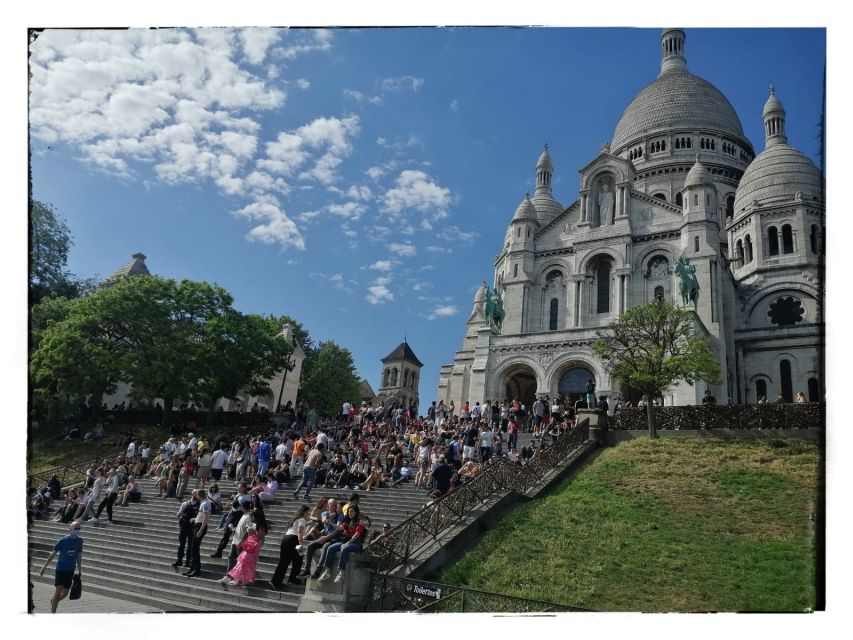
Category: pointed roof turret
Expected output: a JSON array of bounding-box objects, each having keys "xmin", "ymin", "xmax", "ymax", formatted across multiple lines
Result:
[
  {"xmin": 381, "ymin": 341, "xmax": 423, "ymax": 367},
  {"xmin": 511, "ymin": 193, "xmax": 539, "ymax": 224},
  {"xmin": 532, "ymin": 144, "xmax": 563, "ymax": 223},
  {"xmin": 762, "ymin": 84, "xmax": 788, "ymax": 146},
  {"xmin": 684, "ymin": 154, "xmax": 713, "ymax": 187}
]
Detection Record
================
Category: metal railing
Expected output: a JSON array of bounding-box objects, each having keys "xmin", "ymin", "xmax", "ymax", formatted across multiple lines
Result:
[
  {"xmin": 27, "ymin": 448, "xmax": 125, "ymax": 490},
  {"xmin": 368, "ymin": 574, "xmax": 587, "ymax": 613},
  {"xmin": 366, "ymin": 420, "xmax": 590, "ymax": 572}
]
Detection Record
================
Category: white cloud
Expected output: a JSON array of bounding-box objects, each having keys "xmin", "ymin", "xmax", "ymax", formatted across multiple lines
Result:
[
  {"xmin": 389, "ymin": 242, "xmax": 417, "ymax": 257},
  {"xmin": 275, "ymin": 29, "xmax": 333, "ymax": 60},
  {"xmin": 329, "ymin": 273, "xmax": 345, "ymax": 290},
  {"xmin": 327, "ymin": 201, "xmax": 366, "ymax": 220},
  {"xmin": 296, "ymin": 78, "xmax": 310, "ymax": 89},
  {"xmin": 344, "ymin": 88, "xmax": 383, "ymax": 105},
  {"xmin": 450, "ymin": 99, "xmax": 460, "ymax": 112},
  {"xmin": 438, "ymin": 225, "xmax": 480, "ymax": 245},
  {"xmin": 380, "ymin": 75, "xmax": 424, "ymax": 92},
  {"xmin": 381, "ymin": 170, "xmax": 452, "ymax": 221},
  {"xmin": 426, "ymin": 245, "xmax": 452, "ymax": 254},
  {"xmin": 365, "ymin": 275, "xmax": 394, "ymax": 305},
  {"xmin": 239, "ymin": 28, "xmax": 281, "ymax": 65},
  {"xmin": 369, "ymin": 260, "xmax": 394, "ymax": 271},
  {"xmin": 428, "ymin": 305, "xmax": 458, "ymax": 320},
  {"xmin": 345, "ymin": 185, "xmax": 373, "ymax": 201},
  {"xmin": 376, "ymin": 134, "xmax": 423, "ymax": 154},
  {"xmin": 298, "ymin": 210, "xmax": 322, "ymax": 223},
  {"xmin": 365, "ymin": 166, "xmax": 386, "ymax": 181},
  {"xmin": 235, "ymin": 200, "xmax": 305, "ymax": 250},
  {"xmin": 27, "ymin": 28, "xmax": 340, "ymax": 251}
]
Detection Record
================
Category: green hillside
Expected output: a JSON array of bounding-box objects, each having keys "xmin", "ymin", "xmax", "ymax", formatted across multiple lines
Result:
[{"xmin": 441, "ymin": 437, "xmax": 820, "ymax": 612}]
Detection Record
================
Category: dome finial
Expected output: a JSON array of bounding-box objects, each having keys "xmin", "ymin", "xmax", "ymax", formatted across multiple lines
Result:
[
  {"xmin": 763, "ymin": 84, "xmax": 787, "ymax": 147},
  {"xmin": 659, "ymin": 28, "xmax": 687, "ymax": 75}
]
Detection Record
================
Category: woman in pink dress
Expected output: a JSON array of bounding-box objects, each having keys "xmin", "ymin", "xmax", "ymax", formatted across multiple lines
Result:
[{"xmin": 228, "ymin": 524, "xmax": 261, "ymax": 586}]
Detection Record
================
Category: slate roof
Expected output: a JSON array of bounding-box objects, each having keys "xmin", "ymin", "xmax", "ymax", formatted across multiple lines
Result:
[{"xmin": 381, "ymin": 341, "xmax": 423, "ymax": 367}]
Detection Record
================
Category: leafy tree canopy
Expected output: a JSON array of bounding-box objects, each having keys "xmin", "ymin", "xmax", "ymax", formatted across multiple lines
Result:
[
  {"xmin": 593, "ymin": 302, "xmax": 722, "ymax": 436},
  {"xmin": 31, "ymin": 274, "xmax": 292, "ymax": 426},
  {"xmin": 29, "ymin": 200, "xmax": 98, "ymax": 305},
  {"xmin": 298, "ymin": 340, "xmax": 361, "ymax": 418}
]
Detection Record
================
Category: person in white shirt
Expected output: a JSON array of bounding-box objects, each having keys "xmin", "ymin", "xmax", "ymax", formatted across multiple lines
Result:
[
  {"xmin": 195, "ymin": 449, "xmax": 213, "ymax": 489},
  {"xmin": 479, "ymin": 427, "xmax": 495, "ymax": 463},
  {"xmin": 274, "ymin": 440, "xmax": 287, "ymax": 463},
  {"xmin": 184, "ymin": 489, "xmax": 210, "ymax": 577},
  {"xmin": 187, "ymin": 434, "xmax": 198, "ymax": 453},
  {"xmin": 126, "ymin": 441, "xmax": 136, "ymax": 459},
  {"xmin": 342, "ymin": 401, "xmax": 352, "ymax": 421},
  {"xmin": 93, "ymin": 468, "xmax": 119, "ymax": 526},
  {"xmin": 316, "ymin": 429, "xmax": 329, "ymax": 448},
  {"xmin": 210, "ymin": 444, "xmax": 229, "ymax": 482},
  {"xmin": 81, "ymin": 468, "xmax": 104, "ymax": 521},
  {"xmin": 270, "ymin": 504, "xmax": 309, "ymax": 588}
]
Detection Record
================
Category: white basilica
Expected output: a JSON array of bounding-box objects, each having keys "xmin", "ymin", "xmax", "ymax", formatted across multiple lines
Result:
[{"xmin": 437, "ymin": 28, "xmax": 824, "ymax": 408}]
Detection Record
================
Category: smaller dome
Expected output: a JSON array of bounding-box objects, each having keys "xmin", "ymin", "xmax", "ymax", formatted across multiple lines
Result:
[
  {"xmin": 474, "ymin": 283, "xmax": 486, "ymax": 303},
  {"xmin": 684, "ymin": 156, "xmax": 713, "ymax": 187},
  {"xmin": 536, "ymin": 145, "xmax": 553, "ymax": 170},
  {"xmin": 733, "ymin": 144, "xmax": 822, "ymax": 215},
  {"xmin": 532, "ymin": 192, "xmax": 563, "ymax": 222},
  {"xmin": 512, "ymin": 194, "xmax": 539, "ymax": 223},
  {"xmin": 763, "ymin": 85, "xmax": 785, "ymax": 118}
]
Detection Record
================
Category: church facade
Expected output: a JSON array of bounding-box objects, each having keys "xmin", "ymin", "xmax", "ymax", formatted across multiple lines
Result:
[{"xmin": 437, "ymin": 29, "xmax": 824, "ymax": 409}]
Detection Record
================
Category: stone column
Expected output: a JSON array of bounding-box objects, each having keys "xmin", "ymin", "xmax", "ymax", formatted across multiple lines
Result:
[{"xmin": 581, "ymin": 194, "xmax": 588, "ymax": 222}]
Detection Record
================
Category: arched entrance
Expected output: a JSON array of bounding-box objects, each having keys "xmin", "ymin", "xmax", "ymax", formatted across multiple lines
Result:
[
  {"xmin": 557, "ymin": 365, "xmax": 596, "ymax": 404},
  {"xmin": 502, "ymin": 363, "xmax": 538, "ymax": 408}
]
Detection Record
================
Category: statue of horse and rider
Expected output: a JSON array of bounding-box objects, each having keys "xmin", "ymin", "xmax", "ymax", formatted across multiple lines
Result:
[
  {"xmin": 482, "ymin": 281, "xmax": 506, "ymax": 333},
  {"xmin": 674, "ymin": 257, "xmax": 700, "ymax": 308}
]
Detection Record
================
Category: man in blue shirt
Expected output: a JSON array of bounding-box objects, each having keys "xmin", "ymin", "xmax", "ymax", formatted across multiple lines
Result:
[
  {"xmin": 256, "ymin": 439, "xmax": 271, "ymax": 477},
  {"xmin": 38, "ymin": 520, "xmax": 83, "ymax": 612}
]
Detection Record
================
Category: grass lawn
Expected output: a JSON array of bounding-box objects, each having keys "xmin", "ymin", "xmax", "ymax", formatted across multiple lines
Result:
[{"xmin": 440, "ymin": 437, "xmax": 820, "ymax": 612}]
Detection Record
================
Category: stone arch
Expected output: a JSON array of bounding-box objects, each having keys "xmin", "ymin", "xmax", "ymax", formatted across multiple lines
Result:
[
  {"xmin": 580, "ymin": 164, "xmax": 627, "ymax": 192},
  {"xmin": 743, "ymin": 284, "xmax": 819, "ymax": 328},
  {"xmin": 490, "ymin": 357, "xmax": 546, "ymax": 405},
  {"xmin": 633, "ymin": 243, "xmax": 675, "ymax": 272},
  {"xmin": 535, "ymin": 259, "xmax": 569, "ymax": 284},
  {"xmin": 577, "ymin": 246, "xmax": 625, "ymax": 274},
  {"xmin": 545, "ymin": 355, "xmax": 607, "ymax": 400}
]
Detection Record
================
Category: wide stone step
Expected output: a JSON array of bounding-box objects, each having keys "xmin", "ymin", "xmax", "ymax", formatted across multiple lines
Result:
[{"xmin": 29, "ymin": 545, "xmax": 298, "ymax": 612}]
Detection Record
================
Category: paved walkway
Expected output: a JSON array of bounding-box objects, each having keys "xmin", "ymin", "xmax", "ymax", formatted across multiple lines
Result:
[{"xmin": 27, "ymin": 579, "xmax": 163, "ymax": 614}]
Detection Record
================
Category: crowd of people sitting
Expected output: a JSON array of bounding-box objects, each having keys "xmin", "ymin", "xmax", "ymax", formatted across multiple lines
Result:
[{"xmin": 31, "ymin": 394, "xmax": 591, "ymax": 592}]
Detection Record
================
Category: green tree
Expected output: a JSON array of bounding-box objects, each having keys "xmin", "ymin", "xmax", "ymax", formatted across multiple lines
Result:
[
  {"xmin": 29, "ymin": 200, "xmax": 98, "ymax": 305},
  {"xmin": 31, "ymin": 274, "xmax": 286, "ymax": 428},
  {"xmin": 298, "ymin": 341, "xmax": 361, "ymax": 417},
  {"xmin": 192, "ymin": 311, "xmax": 294, "ymax": 426},
  {"xmin": 592, "ymin": 302, "xmax": 722, "ymax": 437}
]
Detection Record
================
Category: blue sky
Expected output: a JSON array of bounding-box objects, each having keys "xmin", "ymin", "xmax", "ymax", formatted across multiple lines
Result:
[{"xmin": 28, "ymin": 26, "xmax": 826, "ymax": 403}]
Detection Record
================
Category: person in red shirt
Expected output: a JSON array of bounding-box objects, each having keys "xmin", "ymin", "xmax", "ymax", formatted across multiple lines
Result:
[{"xmin": 317, "ymin": 505, "xmax": 367, "ymax": 584}]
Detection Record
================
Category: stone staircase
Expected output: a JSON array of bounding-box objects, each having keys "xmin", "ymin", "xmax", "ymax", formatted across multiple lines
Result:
[
  {"xmin": 29, "ymin": 432, "xmax": 539, "ymax": 612},
  {"xmin": 28, "ymin": 473, "xmax": 435, "ymax": 612}
]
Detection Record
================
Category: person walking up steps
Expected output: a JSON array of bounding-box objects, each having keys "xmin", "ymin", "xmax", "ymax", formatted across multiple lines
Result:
[
  {"xmin": 293, "ymin": 442, "xmax": 325, "ymax": 500},
  {"xmin": 38, "ymin": 521, "xmax": 83, "ymax": 613}
]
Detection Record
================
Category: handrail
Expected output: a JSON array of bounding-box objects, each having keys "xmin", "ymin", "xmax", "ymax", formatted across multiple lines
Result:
[
  {"xmin": 27, "ymin": 448, "xmax": 126, "ymax": 490},
  {"xmin": 366, "ymin": 419, "xmax": 590, "ymax": 572}
]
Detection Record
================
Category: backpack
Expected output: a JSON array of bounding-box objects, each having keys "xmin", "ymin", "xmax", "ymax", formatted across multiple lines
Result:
[{"xmin": 178, "ymin": 500, "xmax": 199, "ymax": 524}]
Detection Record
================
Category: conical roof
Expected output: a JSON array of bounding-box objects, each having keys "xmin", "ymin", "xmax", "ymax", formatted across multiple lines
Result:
[
  {"xmin": 511, "ymin": 194, "xmax": 539, "ymax": 223},
  {"xmin": 684, "ymin": 156, "xmax": 713, "ymax": 187}
]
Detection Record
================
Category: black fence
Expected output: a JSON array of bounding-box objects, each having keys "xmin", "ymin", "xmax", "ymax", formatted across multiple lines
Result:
[
  {"xmin": 368, "ymin": 574, "xmax": 587, "ymax": 613},
  {"xmin": 97, "ymin": 409, "xmax": 276, "ymax": 430},
  {"xmin": 27, "ymin": 448, "xmax": 125, "ymax": 490},
  {"xmin": 611, "ymin": 403, "xmax": 825, "ymax": 431},
  {"xmin": 365, "ymin": 420, "xmax": 590, "ymax": 573}
]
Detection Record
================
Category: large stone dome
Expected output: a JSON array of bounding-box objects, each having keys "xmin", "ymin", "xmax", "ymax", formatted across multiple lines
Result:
[
  {"xmin": 611, "ymin": 69, "xmax": 748, "ymax": 153},
  {"xmin": 733, "ymin": 144, "xmax": 822, "ymax": 216}
]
